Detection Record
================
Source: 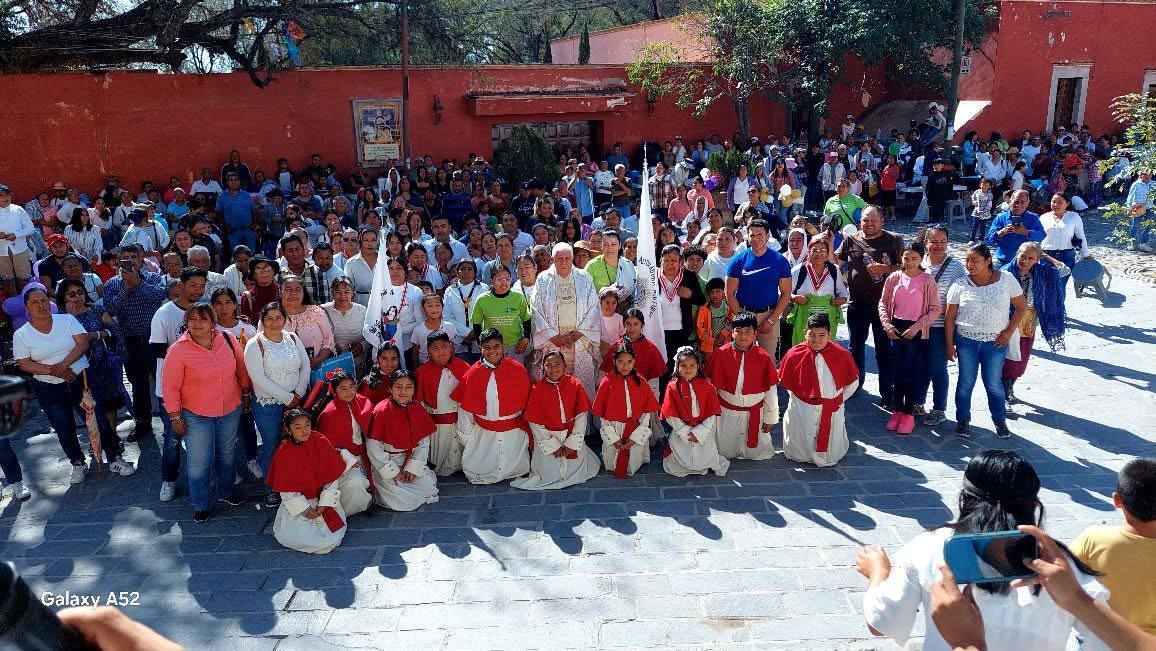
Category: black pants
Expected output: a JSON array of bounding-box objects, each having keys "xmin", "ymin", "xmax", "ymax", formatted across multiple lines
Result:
[
  {"xmin": 662, "ymin": 329, "xmax": 690, "ymax": 398},
  {"xmin": 847, "ymin": 300, "xmax": 894, "ymax": 402},
  {"xmin": 889, "ymin": 318, "xmax": 928, "ymax": 414},
  {"xmin": 123, "ymin": 336, "xmax": 155, "ymax": 435}
]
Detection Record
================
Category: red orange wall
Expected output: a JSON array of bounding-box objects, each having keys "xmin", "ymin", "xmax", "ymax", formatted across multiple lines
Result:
[
  {"xmin": 967, "ymin": 0, "xmax": 1156, "ymax": 137},
  {"xmin": 0, "ymin": 66, "xmax": 784, "ymax": 198}
]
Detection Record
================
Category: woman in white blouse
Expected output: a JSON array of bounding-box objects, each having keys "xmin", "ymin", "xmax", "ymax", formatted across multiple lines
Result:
[
  {"xmin": 62, "ymin": 207, "xmax": 104, "ymax": 264},
  {"xmin": 322, "ymin": 276, "xmax": 369, "ymax": 377},
  {"xmin": 857, "ymin": 450, "xmax": 1109, "ymax": 651},
  {"xmin": 1038, "ymin": 193, "xmax": 1090, "ymax": 291},
  {"xmin": 944, "ymin": 243, "xmax": 1026, "ymax": 439},
  {"xmin": 244, "ymin": 301, "xmax": 311, "ymax": 506}
]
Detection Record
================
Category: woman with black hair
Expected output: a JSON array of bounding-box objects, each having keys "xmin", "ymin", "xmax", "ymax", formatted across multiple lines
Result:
[
  {"xmin": 857, "ymin": 449, "xmax": 1109, "ymax": 650},
  {"xmin": 266, "ymin": 409, "xmax": 354, "ymax": 553},
  {"xmin": 591, "ymin": 342, "xmax": 660, "ymax": 479},
  {"xmin": 63, "ymin": 206, "xmax": 103, "ymax": 264}
]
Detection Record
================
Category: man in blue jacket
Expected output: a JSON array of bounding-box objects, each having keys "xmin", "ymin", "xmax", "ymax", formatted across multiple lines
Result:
[
  {"xmin": 440, "ymin": 178, "xmax": 472, "ymax": 232},
  {"xmin": 985, "ymin": 189, "xmax": 1043, "ymax": 265}
]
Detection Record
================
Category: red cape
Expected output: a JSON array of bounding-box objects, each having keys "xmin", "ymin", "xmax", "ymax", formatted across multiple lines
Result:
[
  {"xmin": 368, "ymin": 399, "xmax": 436, "ymax": 451},
  {"xmin": 523, "ymin": 374, "xmax": 592, "ymax": 430},
  {"xmin": 450, "ymin": 357, "xmax": 532, "ymax": 418},
  {"xmin": 778, "ymin": 341, "xmax": 858, "ymax": 397},
  {"xmin": 660, "ymin": 376, "xmax": 722, "ymax": 426},
  {"xmin": 599, "ymin": 336, "xmax": 668, "ymax": 380},
  {"xmin": 591, "ymin": 373, "xmax": 660, "ymax": 422},
  {"xmin": 266, "ymin": 432, "xmax": 347, "ymax": 532},
  {"xmin": 358, "ymin": 379, "xmax": 391, "ymax": 406},
  {"xmin": 316, "ymin": 394, "xmax": 373, "ymax": 456},
  {"xmin": 706, "ymin": 343, "xmax": 779, "ymax": 395},
  {"xmin": 415, "ymin": 358, "xmax": 471, "ymax": 410}
]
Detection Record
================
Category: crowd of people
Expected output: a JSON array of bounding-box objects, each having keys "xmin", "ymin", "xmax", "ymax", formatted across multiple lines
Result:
[{"xmin": 0, "ymin": 121, "xmax": 1152, "ymax": 644}]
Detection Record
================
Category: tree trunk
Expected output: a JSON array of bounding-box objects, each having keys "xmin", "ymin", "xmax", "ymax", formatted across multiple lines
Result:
[
  {"xmin": 807, "ymin": 107, "xmax": 820, "ymax": 145},
  {"xmin": 732, "ymin": 97, "xmax": 751, "ymax": 146},
  {"xmin": 650, "ymin": 0, "xmax": 662, "ymax": 19}
]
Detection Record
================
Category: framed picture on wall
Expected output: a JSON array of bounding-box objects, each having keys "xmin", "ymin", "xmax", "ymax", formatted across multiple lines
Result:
[{"xmin": 352, "ymin": 98, "xmax": 403, "ymax": 165}]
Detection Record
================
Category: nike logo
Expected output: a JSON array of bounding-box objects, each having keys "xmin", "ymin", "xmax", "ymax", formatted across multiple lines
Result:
[{"xmin": 740, "ymin": 268, "xmax": 769, "ymax": 276}]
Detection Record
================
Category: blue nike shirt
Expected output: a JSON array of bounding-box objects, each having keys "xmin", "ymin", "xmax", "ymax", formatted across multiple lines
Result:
[{"xmin": 726, "ymin": 247, "xmax": 792, "ymax": 309}]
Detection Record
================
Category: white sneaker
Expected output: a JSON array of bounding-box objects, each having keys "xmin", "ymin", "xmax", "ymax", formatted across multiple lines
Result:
[
  {"xmin": 108, "ymin": 457, "xmax": 136, "ymax": 477},
  {"xmin": 7, "ymin": 481, "xmax": 31, "ymax": 502},
  {"xmin": 247, "ymin": 459, "xmax": 264, "ymax": 479},
  {"xmin": 69, "ymin": 464, "xmax": 87, "ymax": 484},
  {"xmin": 159, "ymin": 481, "xmax": 177, "ymax": 502}
]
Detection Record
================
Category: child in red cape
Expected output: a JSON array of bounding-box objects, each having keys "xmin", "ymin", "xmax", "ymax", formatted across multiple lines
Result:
[
  {"xmin": 592, "ymin": 342, "xmax": 660, "ymax": 478},
  {"xmin": 365, "ymin": 369, "xmax": 440, "ymax": 510},
  {"xmin": 266, "ymin": 409, "xmax": 363, "ymax": 554},
  {"xmin": 661, "ymin": 346, "xmax": 729, "ymax": 477},
  {"xmin": 779, "ymin": 313, "xmax": 859, "ymax": 467},
  {"xmin": 414, "ymin": 331, "xmax": 471, "ymax": 476}
]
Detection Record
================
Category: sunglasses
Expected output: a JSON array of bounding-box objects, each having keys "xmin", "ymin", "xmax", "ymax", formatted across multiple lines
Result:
[{"xmin": 65, "ymin": 290, "xmax": 86, "ymax": 298}]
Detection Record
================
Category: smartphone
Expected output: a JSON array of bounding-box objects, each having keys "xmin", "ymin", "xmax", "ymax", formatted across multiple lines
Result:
[
  {"xmin": 943, "ymin": 531, "xmax": 1038, "ymax": 584},
  {"xmin": 119, "ymin": 259, "xmax": 134, "ymax": 273}
]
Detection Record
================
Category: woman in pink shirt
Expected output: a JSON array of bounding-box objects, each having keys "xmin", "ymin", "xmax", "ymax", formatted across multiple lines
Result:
[
  {"xmin": 878, "ymin": 242, "xmax": 942, "ymax": 434},
  {"xmin": 162, "ymin": 303, "xmax": 252, "ymax": 523}
]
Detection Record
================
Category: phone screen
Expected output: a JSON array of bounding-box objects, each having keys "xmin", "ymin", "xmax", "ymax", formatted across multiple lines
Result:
[{"xmin": 943, "ymin": 532, "xmax": 1038, "ymax": 584}]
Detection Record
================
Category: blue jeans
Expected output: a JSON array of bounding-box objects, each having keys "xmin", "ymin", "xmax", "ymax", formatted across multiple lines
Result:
[
  {"xmin": 970, "ymin": 217, "xmax": 991, "ymax": 242},
  {"xmin": 918, "ymin": 327, "xmax": 950, "ymax": 412},
  {"xmin": 31, "ymin": 378, "xmax": 122, "ymax": 465},
  {"xmin": 227, "ymin": 230, "xmax": 257, "ymax": 258},
  {"xmin": 182, "ymin": 407, "xmax": 240, "ymax": 510},
  {"xmin": 1131, "ymin": 209, "xmax": 1152, "ymax": 245},
  {"xmin": 159, "ymin": 399, "xmax": 181, "ymax": 483},
  {"xmin": 251, "ymin": 402, "xmax": 286, "ymax": 477},
  {"xmin": 954, "ymin": 334, "xmax": 1008, "ymax": 425},
  {"xmin": 0, "ymin": 438, "xmax": 22, "ymax": 484},
  {"xmin": 1047, "ymin": 248, "xmax": 1077, "ymax": 291}
]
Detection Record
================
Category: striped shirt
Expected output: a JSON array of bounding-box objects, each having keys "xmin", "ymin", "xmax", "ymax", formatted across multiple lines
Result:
[{"xmin": 923, "ymin": 254, "xmax": 967, "ymax": 328}]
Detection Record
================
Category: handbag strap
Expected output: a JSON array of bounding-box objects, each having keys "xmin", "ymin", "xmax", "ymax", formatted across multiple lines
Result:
[{"xmin": 933, "ymin": 256, "xmax": 953, "ymax": 284}]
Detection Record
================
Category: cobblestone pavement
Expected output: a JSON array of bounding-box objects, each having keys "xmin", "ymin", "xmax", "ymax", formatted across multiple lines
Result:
[{"xmin": 2, "ymin": 230, "xmax": 1153, "ymax": 649}]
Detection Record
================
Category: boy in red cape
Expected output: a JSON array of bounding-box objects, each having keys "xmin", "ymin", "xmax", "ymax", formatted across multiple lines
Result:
[
  {"xmin": 592, "ymin": 342, "xmax": 660, "ymax": 478},
  {"xmin": 706, "ymin": 312, "xmax": 780, "ymax": 460},
  {"xmin": 661, "ymin": 346, "xmax": 730, "ymax": 477},
  {"xmin": 415, "ymin": 331, "xmax": 471, "ymax": 476},
  {"xmin": 779, "ymin": 313, "xmax": 859, "ymax": 467},
  {"xmin": 266, "ymin": 409, "xmax": 360, "ymax": 554},
  {"xmin": 511, "ymin": 351, "xmax": 601, "ymax": 490},
  {"xmin": 365, "ymin": 370, "xmax": 440, "ymax": 510},
  {"xmin": 450, "ymin": 328, "xmax": 532, "ymax": 484}
]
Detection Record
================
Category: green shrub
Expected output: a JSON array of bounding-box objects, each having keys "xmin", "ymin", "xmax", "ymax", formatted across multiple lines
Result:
[
  {"xmin": 492, "ymin": 124, "xmax": 561, "ymax": 191},
  {"xmin": 706, "ymin": 149, "xmax": 753, "ymax": 182}
]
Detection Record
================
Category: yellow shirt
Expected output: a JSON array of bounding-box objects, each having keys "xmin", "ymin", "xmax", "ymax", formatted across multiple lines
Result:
[{"xmin": 1072, "ymin": 525, "xmax": 1156, "ymax": 635}]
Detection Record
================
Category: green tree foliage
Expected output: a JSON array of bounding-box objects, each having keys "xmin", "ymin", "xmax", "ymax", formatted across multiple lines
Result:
[
  {"xmin": 706, "ymin": 149, "xmax": 753, "ymax": 182},
  {"xmin": 627, "ymin": 0, "xmax": 782, "ymax": 142},
  {"xmin": 492, "ymin": 124, "xmax": 561, "ymax": 189},
  {"xmin": 630, "ymin": 0, "xmax": 993, "ymax": 141},
  {"xmin": 578, "ymin": 23, "xmax": 591, "ymax": 64},
  {"xmin": 1099, "ymin": 93, "xmax": 1156, "ymax": 247}
]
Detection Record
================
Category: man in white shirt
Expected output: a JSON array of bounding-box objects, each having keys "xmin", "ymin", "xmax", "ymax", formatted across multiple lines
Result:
[
  {"xmin": 187, "ymin": 246, "xmax": 229, "ymax": 295},
  {"xmin": 1020, "ymin": 136, "xmax": 1042, "ymax": 176},
  {"xmin": 0, "ymin": 183, "xmax": 37, "ymax": 292},
  {"xmin": 500, "ymin": 212, "xmax": 534, "ymax": 257},
  {"xmin": 672, "ymin": 136, "xmax": 688, "ymax": 164},
  {"xmin": 423, "ymin": 215, "xmax": 470, "ymax": 264},
  {"xmin": 189, "ymin": 167, "xmax": 223, "ymax": 197}
]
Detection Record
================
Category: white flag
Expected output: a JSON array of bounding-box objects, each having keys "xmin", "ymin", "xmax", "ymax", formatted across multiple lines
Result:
[
  {"xmin": 634, "ymin": 152, "xmax": 666, "ymax": 354},
  {"xmin": 361, "ymin": 256, "xmax": 419, "ymax": 369}
]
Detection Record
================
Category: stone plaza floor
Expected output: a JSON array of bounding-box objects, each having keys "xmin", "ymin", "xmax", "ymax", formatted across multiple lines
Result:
[{"xmin": 2, "ymin": 221, "xmax": 1153, "ymax": 649}]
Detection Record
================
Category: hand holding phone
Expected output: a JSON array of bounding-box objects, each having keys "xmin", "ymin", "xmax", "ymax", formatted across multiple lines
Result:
[{"xmin": 943, "ymin": 531, "xmax": 1039, "ymax": 585}]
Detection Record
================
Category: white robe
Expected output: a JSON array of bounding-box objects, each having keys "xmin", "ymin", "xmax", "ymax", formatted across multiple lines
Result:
[
  {"xmin": 716, "ymin": 354, "xmax": 779, "ymax": 461},
  {"xmin": 511, "ymin": 414, "xmax": 600, "ymax": 491},
  {"xmin": 530, "ymin": 266, "xmax": 601, "ymax": 399},
  {"xmin": 598, "ymin": 386, "xmax": 652, "ymax": 477},
  {"xmin": 365, "ymin": 436, "xmax": 439, "ymax": 511},
  {"xmin": 662, "ymin": 384, "xmax": 730, "ymax": 477},
  {"xmin": 273, "ymin": 449, "xmax": 367, "ymax": 554},
  {"xmin": 782, "ymin": 353, "xmax": 858, "ymax": 467},
  {"xmin": 426, "ymin": 366, "xmax": 464, "ymax": 476},
  {"xmin": 457, "ymin": 372, "xmax": 531, "ymax": 484}
]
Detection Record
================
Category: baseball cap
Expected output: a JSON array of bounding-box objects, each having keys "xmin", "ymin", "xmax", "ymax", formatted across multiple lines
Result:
[{"xmin": 0, "ymin": 183, "xmax": 10, "ymax": 193}]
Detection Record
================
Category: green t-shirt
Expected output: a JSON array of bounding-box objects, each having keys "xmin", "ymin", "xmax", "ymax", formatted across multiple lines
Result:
[
  {"xmin": 586, "ymin": 255, "xmax": 618, "ymax": 292},
  {"xmin": 823, "ymin": 193, "xmax": 868, "ymax": 229},
  {"xmin": 471, "ymin": 290, "xmax": 531, "ymax": 347}
]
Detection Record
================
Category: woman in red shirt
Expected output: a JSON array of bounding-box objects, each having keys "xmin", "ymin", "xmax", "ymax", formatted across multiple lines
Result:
[{"xmin": 879, "ymin": 155, "xmax": 902, "ymax": 220}]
